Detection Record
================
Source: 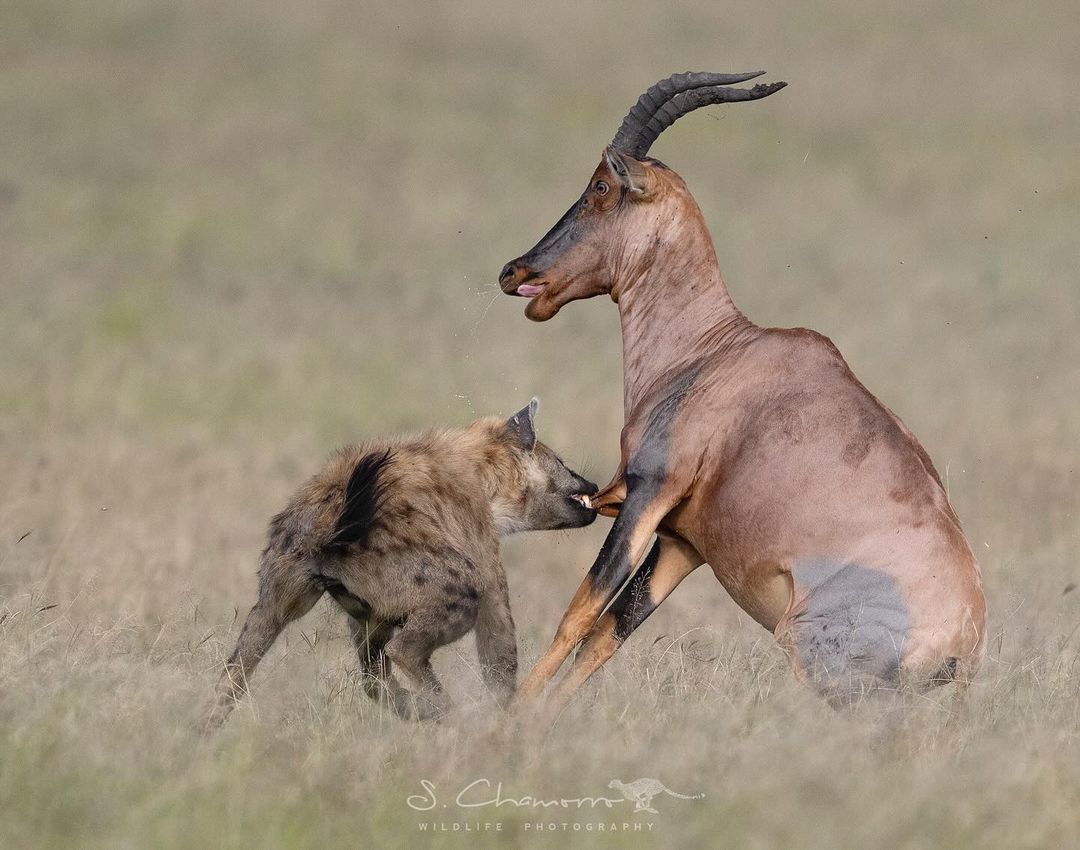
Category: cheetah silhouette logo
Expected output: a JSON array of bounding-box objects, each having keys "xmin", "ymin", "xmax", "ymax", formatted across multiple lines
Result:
[{"xmin": 607, "ymin": 778, "xmax": 706, "ymax": 814}]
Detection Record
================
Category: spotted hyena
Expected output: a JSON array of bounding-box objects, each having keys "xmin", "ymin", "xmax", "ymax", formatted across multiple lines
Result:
[{"xmin": 203, "ymin": 399, "xmax": 597, "ymax": 727}]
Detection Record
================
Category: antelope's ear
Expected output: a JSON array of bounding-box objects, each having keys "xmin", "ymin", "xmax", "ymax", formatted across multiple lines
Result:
[
  {"xmin": 505, "ymin": 397, "xmax": 539, "ymax": 450},
  {"xmin": 603, "ymin": 147, "xmax": 649, "ymax": 196}
]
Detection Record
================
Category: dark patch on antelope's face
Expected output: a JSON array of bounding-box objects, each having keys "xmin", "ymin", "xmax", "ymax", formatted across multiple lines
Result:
[{"xmin": 499, "ymin": 149, "xmax": 661, "ymax": 321}]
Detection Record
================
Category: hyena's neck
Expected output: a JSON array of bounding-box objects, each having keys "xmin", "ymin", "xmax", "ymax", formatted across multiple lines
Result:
[{"xmin": 457, "ymin": 421, "xmax": 520, "ymax": 534}]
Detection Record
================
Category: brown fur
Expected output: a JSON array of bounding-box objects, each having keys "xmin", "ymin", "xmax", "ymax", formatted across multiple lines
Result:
[
  {"xmin": 502, "ymin": 143, "xmax": 987, "ymax": 712},
  {"xmin": 203, "ymin": 403, "xmax": 597, "ymax": 728}
]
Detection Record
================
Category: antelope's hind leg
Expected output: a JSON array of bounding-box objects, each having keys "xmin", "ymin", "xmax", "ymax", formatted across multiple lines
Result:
[{"xmin": 776, "ymin": 561, "xmax": 910, "ymax": 707}]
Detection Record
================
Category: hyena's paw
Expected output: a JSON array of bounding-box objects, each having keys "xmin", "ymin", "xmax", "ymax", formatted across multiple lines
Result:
[
  {"xmin": 402, "ymin": 690, "xmax": 451, "ymax": 722},
  {"xmin": 356, "ymin": 669, "xmax": 436, "ymax": 721}
]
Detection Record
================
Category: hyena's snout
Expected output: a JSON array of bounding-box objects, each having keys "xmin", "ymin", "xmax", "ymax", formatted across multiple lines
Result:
[{"xmin": 552, "ymin": 471, "xmax": 599, "ymax": 529}]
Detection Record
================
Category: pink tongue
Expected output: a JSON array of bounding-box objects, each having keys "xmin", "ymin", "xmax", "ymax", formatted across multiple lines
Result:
[{"xmin": 517, "ymin": 283, "xmax": 545, "ymax": 298}]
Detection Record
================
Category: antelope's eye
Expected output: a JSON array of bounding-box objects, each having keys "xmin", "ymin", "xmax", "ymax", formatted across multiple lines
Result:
[{"xmin": 594, "ymin": 180, "xmax": 610, "ymax": 196}]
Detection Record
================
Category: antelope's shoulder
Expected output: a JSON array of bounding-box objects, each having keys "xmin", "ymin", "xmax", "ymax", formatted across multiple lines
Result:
[{"xmin": 757, "ymin": 326, "xmax": 850, "ymax": 374}]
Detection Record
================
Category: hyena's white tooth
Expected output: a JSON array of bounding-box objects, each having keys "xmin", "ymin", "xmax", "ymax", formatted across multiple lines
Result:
[{"xmin": 582, "ymin": 495, "xmax": 592, "ymax": 509}]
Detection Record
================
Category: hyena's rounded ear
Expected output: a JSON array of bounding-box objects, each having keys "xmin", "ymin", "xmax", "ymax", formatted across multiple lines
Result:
[{"xmin": 505, "ymin": 397, "xmax": 539, "ymax": 450}]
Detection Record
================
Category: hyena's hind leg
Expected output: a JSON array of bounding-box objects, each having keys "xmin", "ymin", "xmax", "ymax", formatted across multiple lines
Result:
[
  {"xmin": 202, "ymin": 556, "xmax": 322, "ymax": 730},
  {"xmin": 320, "ymin": 576, "xmax": 413, "ymax": 719},
  {"xmin": 348, "ymin": 617, "xmax": 417, "ymax": 719}
]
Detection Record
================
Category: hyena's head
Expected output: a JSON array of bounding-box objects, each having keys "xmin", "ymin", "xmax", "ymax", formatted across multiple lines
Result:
[{"xmin": 481, "ymin": 398, "xmax": 598, "ymax": 535}]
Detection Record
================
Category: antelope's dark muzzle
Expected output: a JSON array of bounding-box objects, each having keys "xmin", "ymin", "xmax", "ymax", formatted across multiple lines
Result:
[
  {"xmin": 499, "ymin": 261, "xmax": 531, "ymax": 294},
  {"xmin": 498, "ymin": 196, "xmax": 585, "ymax": 295}
]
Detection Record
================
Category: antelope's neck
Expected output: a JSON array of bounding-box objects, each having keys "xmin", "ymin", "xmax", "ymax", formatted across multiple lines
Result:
[{"xmin": 616, "ymin": 228, "xmax": 757, "ymax": 417}]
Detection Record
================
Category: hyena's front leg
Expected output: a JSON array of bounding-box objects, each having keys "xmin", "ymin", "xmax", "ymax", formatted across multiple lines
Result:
[
  {"xmin": 384, "ymin": 606, "xmax": 475, "ymax": 721},
  {"xmin": 202, "ymin": 558, "xmax": 322, "ymax": 731},
  {"xmin": 475, "ymin": 571, "xmax": 518, "ymax": 708}
]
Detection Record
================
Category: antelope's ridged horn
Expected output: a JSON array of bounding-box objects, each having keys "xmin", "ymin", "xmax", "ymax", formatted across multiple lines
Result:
[
  {"xmin": 609, "ymin": 71, "xmax": 766, "ymax": 155},
  {"xmin": 611, "ymin": 72, "xmax": 787, "ymax": 158}
]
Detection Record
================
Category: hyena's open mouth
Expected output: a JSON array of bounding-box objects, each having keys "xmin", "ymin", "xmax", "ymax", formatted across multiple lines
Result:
[{"xmin": 569, "ymin": 494, "xmax": 593, "ymax": 509}]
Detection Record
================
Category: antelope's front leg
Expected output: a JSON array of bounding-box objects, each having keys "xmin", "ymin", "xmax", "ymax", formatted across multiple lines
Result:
[
  {"xmin": 516, "ymin": 481, "xmax": 678, "ymax": 701},
  {"xmin": 546, "ymin": 535, "xmax": 703, "ymax": 714}
]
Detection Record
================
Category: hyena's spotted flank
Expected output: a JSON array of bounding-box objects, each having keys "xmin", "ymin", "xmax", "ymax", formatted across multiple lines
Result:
[{"xmin": 203, "ymin": 399, "xmax": 597, "ymax": 728}]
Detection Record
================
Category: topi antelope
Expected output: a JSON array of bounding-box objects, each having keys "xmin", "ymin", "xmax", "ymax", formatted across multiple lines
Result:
[{"xmin": 499, "ymin": 71, "xmax": 986, "ymax": 710}]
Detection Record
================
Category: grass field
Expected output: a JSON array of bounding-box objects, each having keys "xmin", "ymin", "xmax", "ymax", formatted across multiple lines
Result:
[{"xmin": 1, "ymin": 0, "xmax": 1078, "ymax": 847}]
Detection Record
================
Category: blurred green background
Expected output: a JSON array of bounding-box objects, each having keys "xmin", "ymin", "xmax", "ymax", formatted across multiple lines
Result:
[{"xmin": 1, "ymin": 1, "xmax": 1078, "ymax": 847}]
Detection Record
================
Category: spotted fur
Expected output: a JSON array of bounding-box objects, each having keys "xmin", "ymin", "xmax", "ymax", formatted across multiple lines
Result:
[{"xmin": 203, "ymin": 403, "xmax": 597, "ymax": 728}]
